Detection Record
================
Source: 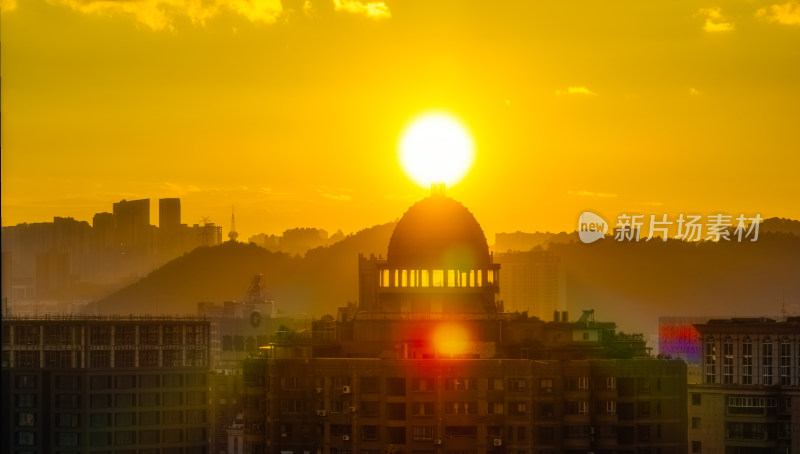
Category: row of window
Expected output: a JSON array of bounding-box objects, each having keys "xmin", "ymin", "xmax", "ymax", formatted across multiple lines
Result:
[
  {"xmin": 13, "ymin": 427, "xmax": 206, "ymax": 448},
  {"xmin": 279, "ymin": 376, "xmax": 621, "ymax": 394},
  {"xmin": 8, "ymin": 349, "xmax": 207, "ymax": 369},
  {"xmin": 275, "ymin": 423, "xmax": 657, "ymax": 444},
  {"xmin": 705, "ymin": 336, "xmax": 800, "ymax": 385},
  {"xmin": 14, "ymin": 409, "xmax": 207, "ymax": 429},
  {"xmin": 11, "ymin": 373, "xmax": 205, "ymax": 390},
  {"xmin": 379, "ymin": 269, "xmax": 496, "ymax": 288},
  {"xmin": 4, "ymin": 324, "xmax": 207, "ymax": 346}
]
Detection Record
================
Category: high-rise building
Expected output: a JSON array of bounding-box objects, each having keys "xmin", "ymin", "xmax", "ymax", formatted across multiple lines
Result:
[
  {"xmin": 1, "ymin": 315, "xmax": 211, "ymax": 454},
  {"xmin": 495, "ymin": 250, "xmax": 566, "ymax": 319},
  {"xmin": 688, "ymin": 317, "xmax": 800, "ymax": 454},
  {"xmin": 234, "ymin": 193, "xmax": 687, "ymax": 454},
  {"xmin": 159, "ymin": 198, "xmax": 182, "ymax": 230},
  {"xmin": 113, "ymin": 198, "xmax": 151, "ymax": 254}
]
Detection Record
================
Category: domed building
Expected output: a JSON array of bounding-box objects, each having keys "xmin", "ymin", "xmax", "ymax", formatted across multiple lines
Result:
[
  {"xmin": 234, "ymin": 193, "xmax": 687, "ymax": 454},
  {"xmin": 358, "ymin": 192, "xmax": 501, "ymax": 315}
]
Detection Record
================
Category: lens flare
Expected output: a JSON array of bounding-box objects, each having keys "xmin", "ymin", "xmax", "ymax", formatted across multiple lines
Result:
[
  {"xmin": 399, "ymin": 112, "xmax": 475, "ymax": 188},
  {"xmin": 433, "ymin": 323, "xmax": 469, "ymax": 356}
]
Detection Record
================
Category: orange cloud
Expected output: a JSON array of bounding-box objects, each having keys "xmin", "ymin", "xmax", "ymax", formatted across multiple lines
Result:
[
  {"xmin": 757, "ymin": 2, "xmax": 800, "ymax": 25},
  {"xmin": 332, "ymin": 0, "xmax": 390, "ymax": 19},
  {"xmin": 697, "ymin": 7, "xmax": 734, "ymax": 32}
]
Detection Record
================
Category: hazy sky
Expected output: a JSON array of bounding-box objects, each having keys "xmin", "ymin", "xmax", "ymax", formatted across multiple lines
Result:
[{"xmin": 2, "ymin": 0, "xmax": 799, "ymax": 241}]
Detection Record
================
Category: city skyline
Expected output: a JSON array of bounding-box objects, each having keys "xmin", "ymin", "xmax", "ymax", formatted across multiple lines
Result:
[{"xmin": 3, "ymin": 0, "xmax": 800, "ymax": 241}]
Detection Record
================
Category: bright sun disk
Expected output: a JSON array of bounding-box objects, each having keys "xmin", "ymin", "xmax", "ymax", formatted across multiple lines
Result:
[{"xmin": 399, "ymin": 112, "xmax": 475, "ymax": 188}]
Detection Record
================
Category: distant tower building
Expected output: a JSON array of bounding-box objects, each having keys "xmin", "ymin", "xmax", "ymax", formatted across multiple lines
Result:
[
  {"xmin": 228, "ymin": 206, "xmax": 238, "ymax": 242},
  {"xmin": 159, "ymin": 198, "xmax": 181, "ymax": 229},
  {"xmin": 112, "ymin": 198, "xmax": 151, "ymax": 253}
]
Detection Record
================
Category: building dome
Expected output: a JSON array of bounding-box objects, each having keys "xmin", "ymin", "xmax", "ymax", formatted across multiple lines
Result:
[{"xmin": 387, "ymin": 195, "xmax": 491, "ymax": 269}]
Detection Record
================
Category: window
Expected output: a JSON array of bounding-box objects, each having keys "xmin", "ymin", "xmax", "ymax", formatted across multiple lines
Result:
[
  {"xmin": 90, "ymin": 394, "xmax": 110, "ymax": 408},
  {"xmin": 114, "ymin": 325, "xmax": 135, "ymax": 345},
  {"xmin": 57, "ymin": 394, "xmax": 80, "ymax": 409},
  {"xmin": 387, "ymin": 427, "xmax": 406, "ymax": 444},
  {"xmin": 140, "ymin": 411, "xmax": 159, "ymax": 425},
  {"xmin": 577, "ymin": 377, "xmax": 589, "ymax": 390},
  {"xmin": 187, "ymin": 427, "xmax": 206, "ymax": 442},
  {"xmin": 742, "ymin": 336, "xmax": 753, "ymax": 384},
  {"xmin": 606, "ymin": 400, "xmax": 616, "ymax": 415},
  {"xmin": 116, "ymin": 393, "xmax": 136, "ymax": 408},
  {"xmin": 115, "ymin": 412, "xmax": 135, "ymax": 426},
  {"xmin": 508, "ymin": 401, "xmax": 528, "ymax": 416},
  {"xmin": 691, "ymin": 441, "xmax": 701, "ymax": 453},
  {"xmin": 15, "ymin": 350, "xmax": 40, "ymax": 368},
  {"xmin": 578, "ymin": 401, "xmax": 589, "ymax": 415},
  {"xmin": 411, "ymin": 378, "xmax": 435, "ymax": 392},
  {"xmin": 17, "ymin": 431, "xmax": 36, "ymax": 446},
  {"xmin": 15, "ymin": 325, "xmax": 40, "ymax": 345},
  {"xmin": 163, "ymin": 391, "xmax": 183, "ymax": 406},
  {"xmin": 508, "ymin": 378, "xmax": 527, "ymax": 392},
  {"xmin": 163, "ymin": 374, "xmax": 183, "ymax": 387},
  {"xmin": 140, "ymin": 326, "xmax": 159, "ymax": 345},
  {"xmin": 163, "ymin": 350, "xmax": 181, "ymax": 367},
  {"xmin": 162, "ymin": 428, "xmax": 183, "ymax": 443},
  {"xmin": 411, "ymin": 402, "xmax": 434, "ymax": 416},
  {"xmin": 488, "ymin": 402, "xmax": 504, "ymax": 415},
  {"xmin": 763, "ymin": 337, "xmax": 773, "ymax": 385},
  {"xmin": 412, "ymin": 426, "xmax": 435, "ymax": 441},
  {"xmin": 116, "ymin": 350, "xmax": 135, "ymax": 368},
  {"xmin": 140, "ymin": 429, "xmax": 160, "ymax": 444},
  {"xmin": 90, "ymin": 413, "xmax": 110, "ymax": 428},
  {"xmin": 445, "ymin": 378, "xmax": 477, "ymax": 391},
  {"xmin": 361, "ymin": 425, "xmax": 379, "ymax": 441},
  {"xmin": 187, "ymin": 409, "xmax": 206, "ymax": 423},
  {"xmin": 705, "ymin": 336, "xmax": 716, "ymax": 384},
  {"xmin": 44, "ymin": 326, "xmax": 72, "ymax": 345},
  {"xmin": 488, "ymin": 378, "xmax": 503, "ymax": 390},
  {"xmin": 16, "ymin": 375, "xmax": 37, "ymax": 389},
  {"xmin": 386, "ymin": 403, "xmax": 406, "ymax": 420},
  {"xmin": 17, "ymin": 412, "xmax": 36, "ymax": 426},
  {"xmin": 163, "ymin": 410, "xmax": 183, "ymax": 424},
  {"xmin": 17, "ymin": 393, "xmax": 37, "ymax": 408},
  {"xmin": 163, "ymin": 326, "xmax": 182, "ymax": 344},
  {"xmin": 638, "ymin": 401, "xmax": 651, "ymax": 417},
  {"xmin": 90, "ymin": 351, "xmax": 110, "ymax": 368},
  {"xmin": 186, "ymin": 325, "xmax": 204, "ymax": 345},
  {"xmin": 539, "ymin": 403, "xmax": 555, "ymax": 418},
  {"xmin": 606, "ymin": 376, "xmax": 616, "ymax": 390},
  {"xmin": 780, "ymin": 337, "xmax": 791, "ymax": 385},
  {"xmin": 445, "ymin": 402, "xmax": 477, "ymax": 415},
  {"xmin": 90, "ymin": 326, "xmax": 111, "ymax": 345},
  {"xmin": 539, "ymin": 378, "xmax": 553, "ymax": 393},
  {"xmin": 723, "ymin": 336, "xmax": 734, "ymax": 384},
  {"xmin": 57, "ymin": 432, "xmax": 79, "ymax": 447},
  {"xmin": 539, "ymin": 426, "xmax": 554, "ymax": 443},
  {"xmin": 444, "ymin": 426, "xmax": 477, "ymax": 437},
  {"xmin": 691, "ymin": 393, "xmax": 701, "ymax": 406},
  {"xmin": 692, "ymin": 417, "xmax": 701, "ymax": 429}
]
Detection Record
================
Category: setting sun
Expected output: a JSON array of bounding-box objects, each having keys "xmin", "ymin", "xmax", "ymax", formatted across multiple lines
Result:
[{"xmin": 399, "ymin": 112, "xmax": 475, "ymax": 188}]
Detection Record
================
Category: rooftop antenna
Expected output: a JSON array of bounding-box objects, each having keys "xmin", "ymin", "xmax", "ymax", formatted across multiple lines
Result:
[{"xmin": 228, "ymin": 205, "xmax": 238, "ymax": 242}]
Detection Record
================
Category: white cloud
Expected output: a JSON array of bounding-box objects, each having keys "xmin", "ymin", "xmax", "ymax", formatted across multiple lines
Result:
[{"xmin": 757, "ymin": 2, "xmax": 800, "ymax": 25}]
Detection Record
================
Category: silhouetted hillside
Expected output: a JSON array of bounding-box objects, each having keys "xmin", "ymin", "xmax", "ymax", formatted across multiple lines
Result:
[{"xmin": 86, "ymin": 222, "xmax": 396, "ymax": 316}]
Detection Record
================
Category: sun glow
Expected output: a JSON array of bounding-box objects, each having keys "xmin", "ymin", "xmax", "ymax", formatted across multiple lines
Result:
[
  {"xmin": 399, "ymin": 112, "xmax": 475, "ymax": 188},
  {"xmin": 433, "ymin": 323, "xmax": 469, "ymax": 356}
]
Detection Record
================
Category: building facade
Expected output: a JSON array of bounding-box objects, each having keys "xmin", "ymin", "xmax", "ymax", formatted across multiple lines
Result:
[
  {"xmin": 1, "ymin": 315, "xmax": 212, "ymax": 454},
  {"xmin": 688, "ymin": 317, "xmax": 800, "ymax": 454}
]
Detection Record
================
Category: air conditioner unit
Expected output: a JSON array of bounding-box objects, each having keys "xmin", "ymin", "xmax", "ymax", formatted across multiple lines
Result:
[
  {"xmin": 342, "ymin": 435, "xmax": 350, "ymax": 441},
  {"xmin": 342, "ymin": 386, "xmax": 352, "ymax": 394},
  {"xmin": 349, "ymin": 406, "xmax": 357, "ymax": 412},
  {"xmin": 315, "ymin": 388, "xmax": 323, "ymax": 393},
  {"xmin": 434, "ymin": 439, "xmax": 442, "ymax": 445},
  {"xmin": 493, "ymin": 439, "xmax": 502, "ymax": 447},
  {"xmin": 315, "ymin": 410, "xmax": 326, "ymax": 417}
]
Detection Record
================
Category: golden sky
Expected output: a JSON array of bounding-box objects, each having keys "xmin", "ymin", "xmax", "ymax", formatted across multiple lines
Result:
[{"xmin": 2, "ymin": 0, "xmax": 799, "ymax": 240}]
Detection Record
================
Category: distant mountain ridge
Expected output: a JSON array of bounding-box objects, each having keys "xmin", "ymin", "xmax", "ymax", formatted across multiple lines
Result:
[{"xmin": 87, "ymin": 218, "xmax": 800, "ymax": 340}]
